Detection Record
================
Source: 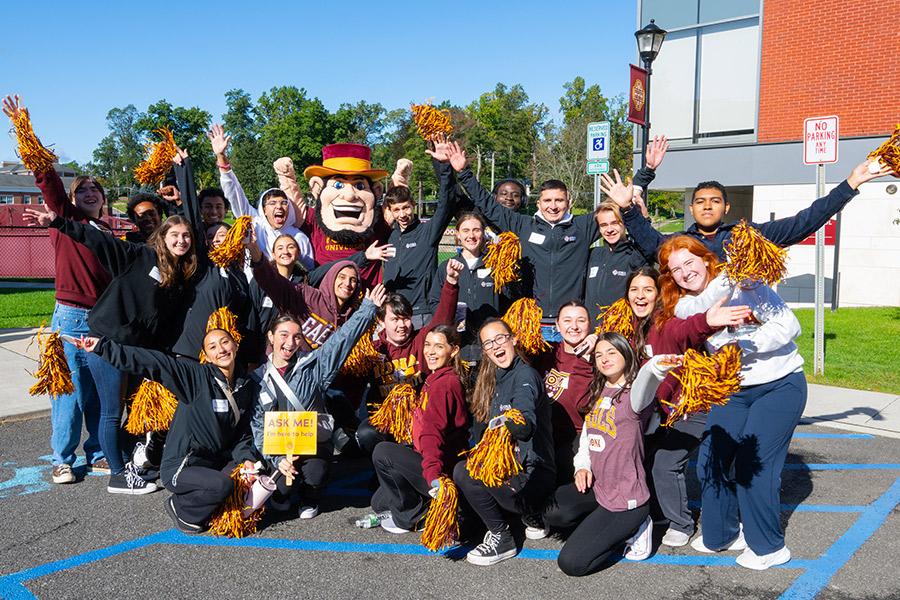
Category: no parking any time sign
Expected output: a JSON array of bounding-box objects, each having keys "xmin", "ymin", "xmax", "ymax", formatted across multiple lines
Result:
[{"xmin": 803, "ymin": 115, "xmax": 839, "ymax": 165}]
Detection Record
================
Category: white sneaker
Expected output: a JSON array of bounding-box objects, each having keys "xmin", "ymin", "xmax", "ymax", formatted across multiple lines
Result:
[
  {"xmin": 132, "ymin": 442, "xmax": 150, "ymax": 470},
  {"xmin": 736, "ymin": 546, "xmax": 791, "ymax": 570},
  {"xmin": 380, "ymin": 514, "xmax": 412, "ymax": 535},
  {"xmin": 624, "ymin": 516, "xmax": 653, "ymax": 561},
  {"xmin": 661, "ymin": 527, "xmax": 691, "ymax": 547},
  {"xmin": 522, "ymin": 514, "xmax": 549, "ymax": 540},
  {"xmin": 299, "ymin": 505, "xmax": 319, "ymax": 520},
  {"xmin": 51, "ymin": 464, "xmax": 75, "ymax": 484},
  {"xmin": 691, "ymin": 525, "xmax": 746, "ymax": 553}
]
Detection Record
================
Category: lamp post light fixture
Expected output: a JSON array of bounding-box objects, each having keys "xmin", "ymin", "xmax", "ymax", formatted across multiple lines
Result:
[{"xmin": 635, "ymin": 19, "xmax": 667, "ymax": 169}]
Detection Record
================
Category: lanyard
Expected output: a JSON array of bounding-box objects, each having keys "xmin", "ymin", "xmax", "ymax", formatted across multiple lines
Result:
[
  {"xmin": 265, "ymin": 362, "xmax": 304, "ymax": 412},
  {"xmin": 214, "ymin": 378, "xmax": 241, "ymax": 425}
]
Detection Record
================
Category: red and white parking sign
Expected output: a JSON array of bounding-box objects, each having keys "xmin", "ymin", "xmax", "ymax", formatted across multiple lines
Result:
[{"xmin": 803, "ymin": 116, "xmax": 839, "ymax": 165}]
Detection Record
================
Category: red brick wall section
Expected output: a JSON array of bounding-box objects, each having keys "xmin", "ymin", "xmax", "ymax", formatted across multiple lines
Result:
[{"xmin": 758, "ymin": 0, "xmax": 900, "ymax": 143}]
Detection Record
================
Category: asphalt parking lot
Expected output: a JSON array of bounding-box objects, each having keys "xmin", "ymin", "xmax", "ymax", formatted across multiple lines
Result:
[{"xmin": 0, "ymin": 416, "xmax": 898, "ymax": 600}]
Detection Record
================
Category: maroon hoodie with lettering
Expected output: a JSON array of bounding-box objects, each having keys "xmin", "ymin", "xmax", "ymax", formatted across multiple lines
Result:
[{"xmin": 412, "ymin": 366, "xmax": 470, "ymax": 483}]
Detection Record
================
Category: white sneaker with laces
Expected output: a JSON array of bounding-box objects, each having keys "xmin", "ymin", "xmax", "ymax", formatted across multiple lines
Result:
[
  {"xmin": 661, "ymin": 527, "xmax": 691, "ymax": 547},
  {"xmin": 132, "ymin": 442, "xmax": 149, "ymax": 470},
  {"xmin": 466, "ymin": 529, "xmax": 518, "ymax": 566},
  {"xmin": 380, "ymin": 514, "xmax": 412, "ymax": 534},
  {"xmin": 299, "ymin": 505, "xmax": 319, "ymax": 520},
  {"xmin": 691, "ymin": 525, "xmax": 746, "ymax": 553},
  {"xmin": 624, "ymin": 516, "xmax": 653, "ymax": 561},
  {"xmin": 736, "ymin": 546, "xmax": 791, "ymax": 570}
]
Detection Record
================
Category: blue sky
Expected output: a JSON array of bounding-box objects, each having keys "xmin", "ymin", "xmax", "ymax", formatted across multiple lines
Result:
[{"xmin": 1, "ymin": 0, "xmax": 638, "ymax": 165}]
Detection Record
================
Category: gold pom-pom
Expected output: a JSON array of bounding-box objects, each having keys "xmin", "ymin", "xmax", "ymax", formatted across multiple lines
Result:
[
  {"xmin": 199, "ymin": 307, "xmax": 242, "ymax": 363},
  {"xmin": 868, "ymin": 123, "xmax": 900, "ymax": 174},
  {"xmin": 483, "ymin": 232, "xmax": 521, "ymax": 291},
  {"xmin": 502, "ymin": 298, "xmax": 550, "ymax": 356},
  {"xmin": 369, "ymin": 384, "xmax": 421, "ymax": 444},
  {"xmin": 124, "ymin": 379, "xmax": 178, "ymax": 434},
  {"xmin": 134, "ymin": 128, "xmax": 177, "ymax": 185},
  {"xmin": 663, "ymin": 345, "xmax": 742, "ymax": 427},
  {"xmin": 28, "ymin": 325, "xmax": 73, "ymax": 399},
  {"xmin": 421, "ymin": 476, "xmax": 460, "ymax": 551},
  {"xmin": 411, "ymin": 102, "xmax": 453, "ymax": 140},
  {"xmin": 208, "ymin": 215, "xmax": 253, "ymax": 268},
  {"xmin": 723, "ymin": 220, "xmax": 788, "ymax": 286},
  {"xmin": 208, "ymin": 466, "xmax": 264, "ymax": 538},
  {"xmin": 595, "ymin": 297, "xmax": 636, "ymax": 340},
  {"xmin": 340, "ymin": 325, "xmax": 381, "ymax": 376},
  {"xmin": 464, "ymin": 409, "xmax": 526, "ymax": 487},
  {"xmin": 10, "ymin": 108, "xmax": 57, "ymax": 174}
]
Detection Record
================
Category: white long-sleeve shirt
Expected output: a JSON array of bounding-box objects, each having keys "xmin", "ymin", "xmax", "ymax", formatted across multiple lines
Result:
[
  {"xmin": 676, "ymin": 278, "xmax": 804, "ymax": 386},
  {"xmin": 220, "ymin": 169, "xmax": 315, "ymax": 270}
]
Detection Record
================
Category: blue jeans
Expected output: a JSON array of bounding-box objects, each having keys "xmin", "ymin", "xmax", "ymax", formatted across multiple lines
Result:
[{"xmin": 50, "ymin": 303, "xmax": 125, "ymax": 472}]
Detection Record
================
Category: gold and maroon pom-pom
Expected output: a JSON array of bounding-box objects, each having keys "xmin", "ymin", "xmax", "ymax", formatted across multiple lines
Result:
[
  {"xmin": 723, "ymin": 220, "xmax": 788, "ymax": 286},
  {"xmin": 464, "ymin": 409, "xmax": 526, "ymax": 487},
  {"xmin": 28, "ymin": 326, "xmax": 73, "ymax": 399},
  {"xmin": 483, "ymin": 232, "xmax": 521, "ymax": 291},
  {"xmin": 663, "ymin": 345, "xmax": 742, "ymax": 427},
  {"xmin": 421, "ymin": 476, "xmax": 460, "ymax": 551},
  {"xmin": 208, "ymin": 215, "xmax": 252, "ymax": 268},
  {"xmin": 124, "ymin": 379, "xmax": 178, "ymax": 434},
  {"xmin": 340, "ymin": 325, "xmax": 380, "ymax": 377},
  {"xmin": 134, "ymin": 128, "xmax": 177, "ymax": 185},
  {"xmin": 369, "ymin": 383, "xmax": 421, "ymax": 444},
  {"xmin": 868, "ymin": 123, "xmax": 900, "ymax": 174},
  {"xmin": 595, "ymin": 298, "xmax": 636, "ymax": 340},
  {"xmin": 502, "ymin": 298, "xmax": 550, "ymax": 356},
  {"xmin": 200, "ymin": 307, "xmax": 242, "ymax": 363},
  {"xmin": 411, "ymin": 102, "xmax": 453, "ymax": 140},
  {"xmin": 208, "ymin": 466, "xmax": 263, "ymax": 538},
  {"xmin": 10, "ymin": 108, "xmax": 57, "ymax": 174}
]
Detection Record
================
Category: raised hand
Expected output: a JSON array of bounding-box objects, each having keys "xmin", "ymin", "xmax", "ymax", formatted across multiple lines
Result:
[
  {"xmin": 172, "ymin": 145, "xmax": 189, "ymax": 166},
  {"xmin": 847, "ymin": 158, "xmax": 897, "ymax": 189},
  {"xmin": 600, "ymin": 169, "xmax": 634, "ymax": 209},
  {"xmin": 645, "ymin": 134, "xmax": 669, "ymax": 170},
  {"xmin": 632, "ymin": 191, "xmax": 650, "ymax": 219},
  {"xmin": 244, "ymin": 229, "xmax": 263, "ymax": 263},
  {"xmin": 705, "ymin": 295, "xmax": 752, "ymax": 328},
  {"xmin": 1, "ymin": 94, "xmax": 26, "ymax": 121},
  {"xmin": 446, "ymin": 258, "xmax": 464, "ymax": 285},
  {"xmin": 447, "ymin": 141, "xmax": 468, "ymax": 173},
  {"xmin": 273, "ymin": 156, "xmax": 295, "ymax": 177},
  {"xmin": 391, "ymin": 157, "xmax": 413, "ymax": 188},
  {"xmin": 425, "ymin": 132, "xmax": 451, "ymax": 163},
  {"xmin": 158, "ymin": 185, "xmax": 181, "ymax": 204},
  {"xmin": 207, "ymin": 123, "xmax": 231, "ymax": 158},
  {"xmin": 365, "ymin": 283, "xmax": 387, "ymax": 307},
  {"xmin": 22, "ymin": 207, "xmax": 55, "ymax": 227},
  {"xmin": 365, "ymin": 240, "xmax": 396, "ymax": 262}
]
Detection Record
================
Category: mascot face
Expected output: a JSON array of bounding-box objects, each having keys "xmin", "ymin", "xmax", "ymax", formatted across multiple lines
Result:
[{"xmin": 311, "ymin": 174, "xmax": 382, "ymax": 247}]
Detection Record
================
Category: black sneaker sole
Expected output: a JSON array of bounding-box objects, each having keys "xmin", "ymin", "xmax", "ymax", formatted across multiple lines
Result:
[{"xmin": 165, "ymin": 497, "xmax": 204, "ymax": 535}]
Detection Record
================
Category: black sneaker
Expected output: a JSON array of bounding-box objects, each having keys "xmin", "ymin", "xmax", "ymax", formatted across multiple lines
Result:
[
  {"xmin": 165, "ymin": 496, "xmax": 204, "ymax": 534},
  {"xmin": 107, "ymin": 462, "xmax": 159, "ymax": 495},
  {"xmin": 466, "ymin": 528, "xmax": 518, "ymax": 566}
]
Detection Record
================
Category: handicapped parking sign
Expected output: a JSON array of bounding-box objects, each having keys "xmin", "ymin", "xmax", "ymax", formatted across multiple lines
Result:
[
  {"xmin": 592, "ymin": 137, "xmax": 605, "ymax": 152},
  {"xmin": 587, "ymin": 121, "xmax": 610, "ymax": 162}
]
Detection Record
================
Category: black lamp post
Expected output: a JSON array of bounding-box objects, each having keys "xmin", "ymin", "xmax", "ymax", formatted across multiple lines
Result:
[{"xmin": 635, "ymin": 19, "xmax": 667, "ymax": 169}]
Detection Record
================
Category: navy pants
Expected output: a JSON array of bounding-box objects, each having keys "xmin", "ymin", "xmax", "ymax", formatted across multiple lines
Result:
[{"xmin": 697, "ymin": 371, "xmax": 806, "ymax": 555}]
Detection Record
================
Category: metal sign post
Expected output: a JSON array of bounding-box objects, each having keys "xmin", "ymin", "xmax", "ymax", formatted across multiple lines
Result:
[
  {"xmin": 813, "ymin": 164, "xmax": 826, "ymax": 376},
  {"xmin": 593, "ymin": 174, "xmax": 601, "ymax": 210}
]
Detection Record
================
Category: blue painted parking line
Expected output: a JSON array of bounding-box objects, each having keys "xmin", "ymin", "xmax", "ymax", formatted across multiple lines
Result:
[
  {"xmin": 792, "ymin": 433, "xmax": 874, "ymax": 439},
  {"xmin": 783, "ymin": 463, "xmax": 900, "ymax": 471},
  {"xmin": 687, "ymin": 501, "xmax": 867, "ymax": 513}
]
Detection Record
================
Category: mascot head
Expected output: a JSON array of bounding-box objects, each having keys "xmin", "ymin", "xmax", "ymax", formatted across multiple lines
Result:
[{"xmin": 304, "ymin": 143, "xmax": 388, "ymax": 247}]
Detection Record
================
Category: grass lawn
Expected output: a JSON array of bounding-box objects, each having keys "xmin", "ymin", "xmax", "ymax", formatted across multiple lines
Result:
[
  {"xmin": 657, "ymin": 218, "xmax": 685, "ymax": 233},
  {"xmin": 0, "ymin": 288, "xmax": 56, "ymax": 328},
  {"xmin": 793, "ymin": 307, "xmax": 900, "ymax": 395}
]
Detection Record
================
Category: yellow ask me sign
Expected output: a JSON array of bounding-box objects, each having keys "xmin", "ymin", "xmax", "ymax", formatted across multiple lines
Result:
[{"xmin": 262, "ymin": 411, "xmax": 317, "ymax": 456}]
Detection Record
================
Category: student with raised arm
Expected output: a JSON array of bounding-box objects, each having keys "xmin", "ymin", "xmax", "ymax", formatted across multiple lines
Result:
[
  {"xmin": 209, "ymin": 124, "xmax": 314, "ymax": 268},
  {"xmin": 250, "ymin": 284, "xmax": 385, "ymax": 520},
  {"xmin": 604, "ymin": 157, "xmax": 896, "ymax": 260}
]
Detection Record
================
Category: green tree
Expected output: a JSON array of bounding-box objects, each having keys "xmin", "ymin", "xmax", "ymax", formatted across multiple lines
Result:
[
  {"xmin": 135, "ymin": 100, "xmax": 214, "ymax": 188},
  {"xmin": 86, "ymin": 104, "xmax": 144, "ymax": 198}
]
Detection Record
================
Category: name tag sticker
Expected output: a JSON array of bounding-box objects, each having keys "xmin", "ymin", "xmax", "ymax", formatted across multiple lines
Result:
[
  {"xmin": 476, "ymin": 268, "xmax": 491, "ymax": 279},
  {"xmin": 589, "ymin": 266, "xmax": 599, "ymax": 278},
  {"xmin": 262, "ymin": 296, "xmax": 274, "ymax": 308},
  {"xmin": 645, "ymin": 344, "xmax": 653, "ymax": 357},
  {"xmin": 219, "ymin": 267, "xmax": 229, "ymax": 278},
  {"xmin": 600, "ymin": 396, "xmax": 613, "ymax": 410},
  {"xmin": 148, "ymin": 266, "xmax": 162, "ymax": 282},
  {"xmin": 212, "ymin": 399, "xmax": 229, "ymax": 413},
  {"xmin": 588, "ymin": 434, "xmax": 606, "ymax": 453},
  {"xmin": 528, "ymin": 232, "xmax": 546, "ymax": 245}
]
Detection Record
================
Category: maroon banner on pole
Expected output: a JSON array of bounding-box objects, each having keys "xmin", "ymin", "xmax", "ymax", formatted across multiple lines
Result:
[{"xmin": 628, "ymin": 64, "xmax": 648, "ymax": 126}]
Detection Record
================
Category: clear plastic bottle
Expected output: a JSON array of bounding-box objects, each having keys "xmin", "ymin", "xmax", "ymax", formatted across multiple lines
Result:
[{"xmin": 355, "ymin": 512, "xmax": 388, "ymax": 528}]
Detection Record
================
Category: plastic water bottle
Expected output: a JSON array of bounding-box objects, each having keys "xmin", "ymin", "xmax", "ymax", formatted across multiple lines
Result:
[{"xmin": 355, "ymin": 512, "xmax": 387, "ymax": 528}]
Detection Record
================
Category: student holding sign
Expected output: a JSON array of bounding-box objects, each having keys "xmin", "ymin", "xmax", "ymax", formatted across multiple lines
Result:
[
  {"xmin": 250, "ymin": 284, "xmax": 386, "ymax": 519},
  {"xmin": 79, "ymin": 328, "xmax": 261, "ymax": 534}
]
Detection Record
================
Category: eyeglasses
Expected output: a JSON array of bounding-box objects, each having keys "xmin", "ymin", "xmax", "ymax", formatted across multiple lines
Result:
[
  {"xmin": 481, "ymin": 333, "xmax": 511, "ymax": 351},
  {"xmin": 264, "ymin": 200, "xmax": 290, "ymax": 208}
]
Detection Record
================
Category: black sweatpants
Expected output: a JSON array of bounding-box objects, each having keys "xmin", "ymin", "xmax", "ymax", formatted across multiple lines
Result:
[
  {"xmin": 549, "ymin": 483, "xmax": 649, "ymax": 577},
  {"xmin": 370, "ymin": 442, "xmax": 433, "ymax": 529},
  {"xmin": 356, "ymin": 418, "xmax": 390, "ymax": 455},
  {"xmin": 270, "ymin": 447, "xmax": 330, "ymax": 513},
  {"xmin": 647, "ymin": 413, "xmax": 706, "ymax": 535},
  {"xmin": 453, "ymin": 460, "xmax": 554, "ymax": 534},
  {"xmin": 165, "ymin": 462, "xmax": 236, "ymax": 526}
]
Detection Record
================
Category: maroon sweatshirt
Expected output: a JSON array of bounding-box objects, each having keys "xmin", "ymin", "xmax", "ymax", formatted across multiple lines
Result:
[
  {"xmin": 644, "ymin": 312, "xmax": 719, "ymax": 410},
  {"xmin": 412, "ymin": 366, "xmax": 470, "ymax": 483},
  {"xmin": 371, "ymin": 279, "xmax": 460, "ymax": 400},
  {"xmin": 37, "ymin": 170, "xmax": 111, "ymax": 308},
  {"xmin": 537, "ymin": 342, "xmax": 595, "ymax": 448}
]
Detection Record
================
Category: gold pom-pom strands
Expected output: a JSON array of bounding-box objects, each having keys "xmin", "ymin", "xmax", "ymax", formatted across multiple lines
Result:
[
  {"xmin": 421, "ymin": 476, "xmax": 460, "ymax": 552},
  {"xmin": 868, "ymin": 123, "xmax": 900, "ymax": 174},
  {"xmin": 10, "ymin": 108, "xmax": 57, "ymax": 174},
  {"xmin": 595, "ymin": 298, "xmax": 636, "ymax": 341},
  {"xmin": 464, "ymin": 409, "xmax": 526, "ymax": 487},
  {"xmin": 200, "ymin": 307, "xmax": 242, "ymax": 363},
  {"xmin": 28, "ymin": 325, "xmax": 74, "ymax": 399},
  {"xmin": 663, "ymin": 345, "xmax": 742, "ymax": 427},
  {"xmin": 369, "ymin": 383, "xmax": 421, "ymax": 445},
  {"xmin": 208, "ymin": 466, "xmax": 264, "ymax": 538},
  {"xmin": 124, "ymin": 379, "xmax": 178, "ymax": 434},
  {"xmin": 208, "ymin": 215, "xmax": 253, "ymax": 268},
  {"xmin": 134, "ymin": 128, "xmax": 177, "ymax": 185},
  {"xmin": 483, "ymin": 232, "xmax": 521, "ymax": 291},
  {"xmin": 340, "ymin": 325, "xmax": 381, "ymax": 377},
  {"xmin": 411, "ymin": 102, "xmax": 453, "ymax": 140},
  {"xmin": 723, "ymin": 220, "xmax": 788, "ymax": 286},
  {"xmin": 502, "ymin": 298, "xmax": 550, "ymax": 356}
]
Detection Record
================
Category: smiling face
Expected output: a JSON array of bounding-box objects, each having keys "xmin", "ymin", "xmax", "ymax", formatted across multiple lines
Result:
[
  {"xmin": 206, "ymin": 224, "xmax": 228, "ymax": 248},
  {"xmin": 272, "ymin": 236, "xmax": 299, "ymax": 267},
  {"xmin": 596, "ymin": 208, "xmax": 624, "ymax": 245},
  {"xmin": 424, "ymin": 331, "xmax": 459, "ymax": 371},
  {"xmin": 316, "ymin": 175, "xmax": 378, "ymax": 238},
  {"xmin": 267, "ymin": 320, "xmax": 303, "ymax": 365},
  {"xmin": 388, "ymin": 200, "xmax": 415, "ymax": 231},
  {"xmin": 456, "ymin": 216, "xmax": 484, "ymax": 255},
  {"xmin": 133, "ymin": 201, "xmax": 161, "ymax": 237},
  {"xmin": 537, "ymin": 188, "xmax": 570, "ymax": 223},
  {"xmin": 262, "ymin": 193, "xmax": 290, "ymax": 230},
  {"xmin": 627, "ymin": 275, "xmax": 659, "ymax": 318},
  {"xmin": 594, "ymin": 340, "xmax": 626, "ymax": 381},
  {"xmin": 333, "ymin": 266, "xmax": 359, "ymax": 303},
  {"xmin": 667, "ymin": 248, "xmax": 710, "ymax": 293},
  {"xmin": 480, "ymin": 321, "xmax": 517, "ymax": 369},
  {"xmin": 73, "ymin": 179, "xmax": 104, "ymax": 218},
  {"xmin": 496, "ymin": 182, "xmax": 524, "ymax": 210},
  {"xmin": 164, "ymin": 223, "xmax": 192, "ymax": 257},
  {"xmin": 690, "ymin": 187, "xmax": 729, "ymax": 232},
  {"xmin": 203, "ymin": 330, "xmax": 237, "ymax": 370},
  {"xmin": 200, "ymin": 196, "xmax": 226, "ymax": 225},
  {"xmin": 383, "ymin": 305, "xmax": 413, "ymax": 346},
  {"xmin": 556, "ymin": 305, "xmax": 590, "ymax": 348}
]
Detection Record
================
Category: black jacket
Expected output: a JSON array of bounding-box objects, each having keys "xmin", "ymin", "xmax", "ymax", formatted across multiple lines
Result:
[
  {"xmin": 584, "ymin": 238, "xmax": 648, "ymax": 323},
  {"xmin": 50, "ymin": 216, "xmax": 198, "ymax": 350},
  {"xmin": 382, "ymin": 160, "xmax": 455, "ymax": 315},
  {"xmin": 95, "ymin": 338, "xmax": 260, "ymax": 485}
]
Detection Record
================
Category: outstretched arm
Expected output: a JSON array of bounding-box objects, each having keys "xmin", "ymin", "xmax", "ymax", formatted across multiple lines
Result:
[
  {"xmin": 210, "ymin": 124, "xmax": 255, "ymax": 219},
  {"xmin": 49, "ymin": 214, "xmax": 144, "ymax": 276},
  {"xmin": 87, "ymin": 337, "xmax": 194, "ymax": 401},
  {"xmin": 630, "ymin": 355, "xmax": 679, "ymax": 413},
  {"xmin": 274, "ymin": 157, "xmax": 307, "ymax": 226},
  {"xmin": 602, "ymin": 168, "xmax": 667, "ymax": 259}
]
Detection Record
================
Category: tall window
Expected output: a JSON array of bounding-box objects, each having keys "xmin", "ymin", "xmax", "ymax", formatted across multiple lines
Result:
[
  {"xmin": 0, "ymin": 195, "xmax": 13, "ymax": 205},
  {"xmin": 23, "ymin": 195, "xmax": 31, "ymax": 205}
]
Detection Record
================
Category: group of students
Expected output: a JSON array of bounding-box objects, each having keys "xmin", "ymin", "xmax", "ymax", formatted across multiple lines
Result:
[{"xmin": 7, "ymin": 92, "xmax": 895, "ymax": 576}]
